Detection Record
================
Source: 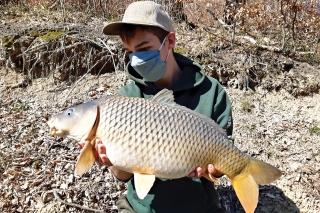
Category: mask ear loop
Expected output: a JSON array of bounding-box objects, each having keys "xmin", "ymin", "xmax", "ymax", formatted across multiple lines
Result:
[
  {"xmin": 158, "ymin": 36, "xmax": 167, "ymax": 50},
  {"xmin": 165, "ymin": 49, "xmax": 171, "ymax": 62},
  {"xmin": 159, "ymin": 35, "xmax": 171, "ymax": 62}
]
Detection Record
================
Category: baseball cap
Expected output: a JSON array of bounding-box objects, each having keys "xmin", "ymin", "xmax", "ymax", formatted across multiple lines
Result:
[{"xmin": 103, "ymin": 1, "xmax": 175, "ymax": 35}]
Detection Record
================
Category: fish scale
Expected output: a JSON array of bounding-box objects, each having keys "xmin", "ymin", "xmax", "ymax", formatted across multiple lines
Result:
[
  {"xmin": 48, "ymin": 89, "xmax": 282, "ymax": 213},
  {"xmin": 96, "ymin": 95, "xmax": 247, "ymax": 178}
]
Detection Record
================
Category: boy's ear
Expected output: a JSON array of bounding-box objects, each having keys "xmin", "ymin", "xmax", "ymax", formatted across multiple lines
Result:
[{"xmin": 167, "ymin": 32, "xmax": 176, "ymax": 49}]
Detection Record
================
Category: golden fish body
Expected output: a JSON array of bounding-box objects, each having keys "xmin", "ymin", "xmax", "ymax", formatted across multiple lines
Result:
[
  {"xmin": 48, "ymin": 89, "xmax": 282, "ymax": 213},
  {"xmin": 97, "ymin": 94, "xmax": 247, "ymax": 179}
]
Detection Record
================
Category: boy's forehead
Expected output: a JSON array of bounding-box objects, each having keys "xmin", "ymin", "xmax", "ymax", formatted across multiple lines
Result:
[{"xmin": 122, "ymin": 29, "xmax": 159, "ymax": 48}]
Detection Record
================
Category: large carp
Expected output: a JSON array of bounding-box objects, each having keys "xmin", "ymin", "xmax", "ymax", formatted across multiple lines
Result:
[{"xmin": 48, "ymin": 89, "xmax": 281, "ymax": 213}]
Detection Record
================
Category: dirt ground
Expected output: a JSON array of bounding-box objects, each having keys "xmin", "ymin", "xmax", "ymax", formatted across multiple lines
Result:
[
  {"xmin": 1, "ymin": 5, "xmax": 320, "ymax": 213},
  {"xmin": 0, "ymin": 63, "xmax": 319, "ymax": 212}
]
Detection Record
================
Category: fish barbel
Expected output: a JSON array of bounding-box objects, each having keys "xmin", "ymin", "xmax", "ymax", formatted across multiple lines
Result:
[{"xmin": 48, "ymin": 89, "xmax": 282, "ymax": 213}]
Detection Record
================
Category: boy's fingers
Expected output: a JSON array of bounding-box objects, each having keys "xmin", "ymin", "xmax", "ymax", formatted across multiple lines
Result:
[
  {"xmin": 208, "ymin": 164, "xmax": 215, "ymax": 174},
  {"xmin": 78, "ymin": 143, "xmax": 83, "ymax": 149},
  {"xmin": 189, "ymin": 171, "xmax": 196, "ymax": 177},
  {"xmin": 78, "ymin": 141, "xmax": 85, "ymax": 149},
  {"xmin": 195, "ymin": 167, "xmax": 202, "ymax": 178},
  {"xmin": 99, "ymin": 154, "xmax": 113, "ymax": 166},
  {"xmin": 98, "ymin": 143, "xmax": 106, "ymax": 154},
  {"xmin": 189, "ymin": 167, "xmax": 202, "ymax": 178},
  {"xmin": 78, "ymin": 139, "xmax": 110, "ymax": 166}
]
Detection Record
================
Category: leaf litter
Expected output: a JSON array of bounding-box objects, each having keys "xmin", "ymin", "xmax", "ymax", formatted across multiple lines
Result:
[{"xmin": 1, "ymin": 65, "xmax": 319, "ymax": 213}]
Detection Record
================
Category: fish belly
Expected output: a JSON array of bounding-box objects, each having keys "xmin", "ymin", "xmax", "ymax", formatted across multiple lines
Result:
[{"xmin": 96, "ymin": 96, "xmax": 247, "ymax": 179}]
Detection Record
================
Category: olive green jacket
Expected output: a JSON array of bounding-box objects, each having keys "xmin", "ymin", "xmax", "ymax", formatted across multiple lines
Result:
[{"xmin": 118, "ymin": 53, "xmax": 233, "ymax": 213}]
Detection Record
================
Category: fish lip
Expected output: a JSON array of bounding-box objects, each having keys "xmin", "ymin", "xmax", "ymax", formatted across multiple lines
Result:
[
  {"xmin": 48, "ymin": 117, "xmax": 66, "ymax": 136},
  {"xmin": 49, "ymin": 126, "xmax": 65, "ymax": 136},
  {"xmin": 53, "ymin": 129, "xmax": 64, "ymax": 136},
  {"xmin": 48, "ymin": 117, "xmax": 57, "ymax": 135}
]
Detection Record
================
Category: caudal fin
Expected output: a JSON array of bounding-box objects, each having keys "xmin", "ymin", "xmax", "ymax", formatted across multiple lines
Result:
[{"xmin": 230, "ymin": 157, "xmax": 282, "ymax": 213}]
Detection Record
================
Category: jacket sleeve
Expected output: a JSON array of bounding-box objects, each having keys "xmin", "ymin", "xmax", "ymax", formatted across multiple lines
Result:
[
  {"xmin": 118, "ymin": 82, "xmax": 143, "ymax": 98},
  {"xmin": 212, "ymin": 86, "xmax": 234, "ymax": 142}
]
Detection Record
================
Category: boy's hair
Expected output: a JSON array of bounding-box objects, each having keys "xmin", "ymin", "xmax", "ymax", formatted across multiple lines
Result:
[{"xmin": 119, "ymin": 24, "xmax": 169, "ymax": 44}]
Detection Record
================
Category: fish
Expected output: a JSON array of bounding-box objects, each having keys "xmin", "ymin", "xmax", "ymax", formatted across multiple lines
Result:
[{"xmin": 48, "ymin": 89, "xmax": 282, "ymax": 213}]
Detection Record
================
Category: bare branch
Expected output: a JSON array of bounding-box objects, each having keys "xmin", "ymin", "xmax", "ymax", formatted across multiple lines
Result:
[{"xmin": 53, "ymin": 190, "xmax": 107, "ymax": 213}]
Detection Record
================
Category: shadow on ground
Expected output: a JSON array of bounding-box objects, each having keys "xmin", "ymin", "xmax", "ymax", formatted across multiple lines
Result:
[{"xmin": 217, "ymin": 185, "xmax": 300, "ymax": 213}]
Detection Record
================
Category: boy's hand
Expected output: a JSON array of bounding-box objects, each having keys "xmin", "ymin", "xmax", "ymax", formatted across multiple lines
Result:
[
  {"xmin": 78, "ymin": 139, "xmax": 112, "ymax": 167},
  {"xmin": 188, "ymin": 164, "xmax": 223, "ymax": 179}
]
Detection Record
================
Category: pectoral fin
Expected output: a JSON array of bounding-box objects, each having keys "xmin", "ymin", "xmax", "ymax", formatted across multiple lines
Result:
[
  {"xmin": 134, "ymin": 173, "xmax": 156, "ymax": 199},
  {"xmin": 74, "ymin": 139, "xmax": 96, "ymax": 176}
]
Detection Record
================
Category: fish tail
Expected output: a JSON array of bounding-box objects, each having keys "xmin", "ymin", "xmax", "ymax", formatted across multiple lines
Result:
[{"xmin": 230, "ymin": 157, "xmax": 282, "ymax": 213}]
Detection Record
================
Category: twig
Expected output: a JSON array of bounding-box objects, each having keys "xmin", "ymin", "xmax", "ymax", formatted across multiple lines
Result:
[
  {"xmin": 68, "ymin": 35, "xmax": 108, "ymax": 50},
  {"xmin": 48, "ymin": 1, "xmax": 59, "ymax": 9},
  {"xmin": 53, "ymin": 189, "xmax": 106, "ymax": 213},
  {"xmin": 61, "ymin": 54, "xmax": 111, "ymax": 105},
  {"xmin": 96, "ymin": 58, "xmax": 112, "ymax": 77},
  {"xmin": 61, "ymin": 72, "xmax": 89, "ymax": 106},
  {"xmin": 206, "ymin": 8, "xmax": 230, "ymax": 29},
  {"xmin": 231, "ymin": 14, "xmax": 236, "ymax": 48},
  {"xmin": 21, "ymin": 41, "xmax": 85, "ymax": 57},
  {"xmin": 97, "ymin": 37, "xmax": 115, "ymax": 55},
  {"xmin": 237, "ymin": 36, "xmax": 283, "ymax": 52},
  {"xmin": 257, "ymin": 62, "xmax": 268, "ymax": 67},
  {"xmin": 47, "ymin": 54, "xmax": 79, "ymax": 79},
  {"xmin": 18, "ymin": 43, "xmax": 52, "ymax": 58},
  {"xmin": 203, "ymin": 27, "xmax": 241, "ymax": 46},
  {"xmin": 295, "ymin": 51, "xmax": 315, "ymax": 55}
]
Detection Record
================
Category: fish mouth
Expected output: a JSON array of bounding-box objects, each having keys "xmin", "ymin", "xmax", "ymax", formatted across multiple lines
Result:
[
  {"xmin": 48, "ymin": 117, "xmax": 66, "ymax": 136},
  {"xmin": 50, "ymin": 126, "xmax": 65, "ymax": 136},
  {"xmin": 49, "ymin": 126, "xmax": 56, "ymax": 135}
]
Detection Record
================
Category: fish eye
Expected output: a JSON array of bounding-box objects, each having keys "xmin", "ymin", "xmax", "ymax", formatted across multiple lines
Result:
[{"xmin": 66, "ymin": 108, "xmax": 74, "ymax": 117}]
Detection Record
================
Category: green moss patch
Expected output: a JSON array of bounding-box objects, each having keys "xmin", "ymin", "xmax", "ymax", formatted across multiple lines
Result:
[
  {"xmin": 29, "ymin": 30, "xmax": 69, "ymax": 42},
  {"xmin": 1, "ymin": 35, "xmax": 19, "ymax": 47}
]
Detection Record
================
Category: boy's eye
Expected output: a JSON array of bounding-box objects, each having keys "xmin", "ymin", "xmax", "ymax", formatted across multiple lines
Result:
[{"xmin": 137, "ymin": 47, "xmax": 148, "ymax": 52}]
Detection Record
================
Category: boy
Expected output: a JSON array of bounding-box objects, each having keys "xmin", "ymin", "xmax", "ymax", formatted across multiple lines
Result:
[{"xmin": 81, "ymin": 1, "xmax": 233, "ymax": 212}]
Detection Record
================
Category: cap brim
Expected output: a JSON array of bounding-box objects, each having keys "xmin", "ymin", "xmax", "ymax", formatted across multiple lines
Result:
[
  {"xmin": 103, "ymin": 22, "xmax": 124, "ymax": 35},
  {"xmin": 103, "ymin": 21, "xmax": 170, "ymax": 35}
]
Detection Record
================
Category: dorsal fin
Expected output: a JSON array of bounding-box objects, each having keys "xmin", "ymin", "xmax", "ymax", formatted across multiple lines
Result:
[
  {"xmin": 151, "ymin": 89, "xmax": 178, "ymax": 107},
  {"xmin": 152, "ymin": 89, "xmax": 228, "ymax": 138}
]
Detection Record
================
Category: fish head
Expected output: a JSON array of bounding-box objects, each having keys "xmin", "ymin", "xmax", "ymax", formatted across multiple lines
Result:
[{"xmin": 48, "ymin": 101, "xmax": 99, "ymax": 141}]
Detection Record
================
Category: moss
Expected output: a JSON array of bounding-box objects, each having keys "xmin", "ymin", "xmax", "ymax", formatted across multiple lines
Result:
[
  {"xmin": 194, "ymin": 56, "xmax": 211, "ymax": 65},
  {"xmin": 1, "ymin": 30, "xmax": 68, "ymax": 48},
  {"xmin": 201, "ymin": 56, "xmax": 211, "ymax": 64},
  {"xmin": 39, "ymin": 30, "xmax": 69, "ymax": 42},
  {"xmin": 241, "ymin": 99, "xmax": 252, "ymax": 112},
  {"xmin": 2, "ymin": 35, "xmax": 16, "ymax": 48},
  {"xmin": 12, "ymin": 102, "xmax": 29, "ymax": 112},
  {"xmin": 174, "ymin": 46, "xmax": 188, "ymax": 55},
  {"xmin": 28, "ymin": 30, "xmax": 41, "ymax": 37},
  {"xmin": 309, "ymin": 126, "xmax": 320, "ymax": 136},
  {"xmin": 28, "ymin": 30, "xmax": 69, "ymax": 42},
  {"xmin": 2, "ymin": 35, "xmax": 25, "ymax": 48}
]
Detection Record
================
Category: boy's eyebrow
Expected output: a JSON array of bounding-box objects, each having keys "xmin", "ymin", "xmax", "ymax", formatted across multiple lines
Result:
[
  {"xmin": 123, "ymin": 41, "xmax": 151, "ymax": 51},
  {"xmin": 135, "ymin": 41, "xmax": 150, "ymax": 49}
]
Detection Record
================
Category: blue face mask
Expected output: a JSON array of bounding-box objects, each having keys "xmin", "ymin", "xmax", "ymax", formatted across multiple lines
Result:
[{"xmin": 129, "ymin": 37, "xmax": 171, "ymax": 82}]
